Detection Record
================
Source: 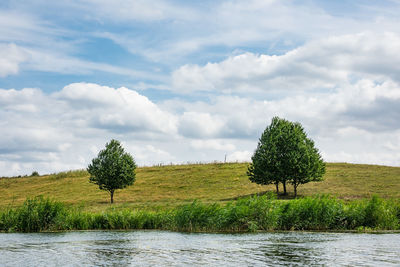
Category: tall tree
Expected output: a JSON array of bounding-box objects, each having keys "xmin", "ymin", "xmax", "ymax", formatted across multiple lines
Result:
[
  {"xmin": 88, "ymin": 139, "xmax": 136, "ymax": 203},
  {"xmin": 247, "ymin": 117, "xmax": 325, "ymax": 197}
]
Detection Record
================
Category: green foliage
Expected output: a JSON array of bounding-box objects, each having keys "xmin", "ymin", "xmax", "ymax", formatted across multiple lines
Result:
[
  {"xmin": 248, "ymin": 117, "xmax": 325, "ymax": 197},
  {"xmin": 278, "ymin": 195, "xmax": 345, "ymax": 230},
  {"xmin": 88, "ymin": 139, "xmax": 136, "ymax": 203},
  {"xmin": 1, "ymin": 195, "xmax": 399, "ymax": 232},
  {"xmin": 174, "ymin": 201, "xmax": 223, "ymax": 231},
  {"xmin": 0, "ymin": 208, "xmax": 17, "ymax": 232},
  {"xmin": 220, "ymin": 193, "xmax": 280, "ymax": 231},
  {"xmin": 362, "ymin": 196, "xmax": 399, "ymax": 229},
  {"xmin": 0, "ymin": 196, "xmax": 65, "ymax": 232},
  {"xmin": 62, "ymin": 210, "xmax": 92, "ymax": 230},
  {"xmin": 30, "ymin": 171, "xmax": 39, "ymax": 177}
]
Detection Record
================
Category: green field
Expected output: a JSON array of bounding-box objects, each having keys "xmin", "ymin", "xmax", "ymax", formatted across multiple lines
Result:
[{"xmin": 1, "ymin": 162, "xmax": 399, "ymax": 212}]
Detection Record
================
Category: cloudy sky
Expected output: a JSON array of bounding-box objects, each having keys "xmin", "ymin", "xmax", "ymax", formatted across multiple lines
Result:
[{"xmin": 1, "ymin": 0, "xmax": 400, "ymax": 176}]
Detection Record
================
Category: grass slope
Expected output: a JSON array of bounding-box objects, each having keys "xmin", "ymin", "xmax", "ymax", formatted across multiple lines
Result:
[{"xmin": 0, "ymin": 163, "xmax": 399, "ymax": 212}]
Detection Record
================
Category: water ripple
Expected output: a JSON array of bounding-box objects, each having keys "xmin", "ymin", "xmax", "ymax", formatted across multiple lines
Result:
[{"xmin": 0, "ymin": 231, "xmax": 399, "ymax": 266}]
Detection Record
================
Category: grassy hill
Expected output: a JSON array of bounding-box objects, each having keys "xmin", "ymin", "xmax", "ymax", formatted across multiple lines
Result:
[{"xmin": 0, "ymin": 162, "xmax": 399, "ymax": 212}]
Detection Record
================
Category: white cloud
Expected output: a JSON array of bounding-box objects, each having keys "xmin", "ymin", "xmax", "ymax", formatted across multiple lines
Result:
[
  {"xmin": 91, "ymin": 0, "xmax": 400, "ymax": 63},
  {"xmin": 0, "ymin": 11, "xmax": 68, "ymax": 47},
  {"xmin": 172, "ymin": 32, "xmax": 400, "ymax": 94},
  {"xmin": 1, "ymin": 76, "xmax": 400, "ymax": 176},
  {"xmin": 0, "ymin": 83, "xmax": 180, "ymax": 176},
  {"xmin": 0, "ymin": 10, "xmax": 166, "ymax": 80},
  {"xmin": 228, "ymin": 150, "xmax": 252, "ymax": 162},
  {"xmin": 21, "ymin": 48, "xmax": 164, "ymax": 80},
  {"xmin": 178, "ymin": 112, "xmax": 225, "ymax": 138},
  {"xmin": 190, "ymin": 140, "xmax": 236, "ymax": 151},
  {"xmin": 55, "ymin": 83, "xmax": 178, "ymax": 135},
  {"xmin": 0, "ymin": 43, "xmax": 28, "ymax": 77},
  {"xmin": 2, "ymin": 4, "xmax": 400, "ymax": 176},
  {"xmin": 3, "ymin": 1, "xmax": 400, "ymax": 79},
  {"xmin": 78, "ymin": 0, "xmax": 197, "ymax": 22}
]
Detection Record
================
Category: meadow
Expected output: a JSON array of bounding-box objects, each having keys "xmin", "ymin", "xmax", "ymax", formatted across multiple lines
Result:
[
  {"xmin": 1, "ymin": 162, "xmax": 400, "ymax": 232},
  {"xmin": 0, "ymin": 162, "xmax": 400, "ymax": 212}
]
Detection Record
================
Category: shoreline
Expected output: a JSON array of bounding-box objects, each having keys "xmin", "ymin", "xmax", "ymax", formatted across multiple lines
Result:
[
  {"xmin": 1, "ymin": 195, "xmax": 399, "ymax": 233},
  {"xmin": 2, "ymin": 228, "xmax": 400, "ymax": 234}
]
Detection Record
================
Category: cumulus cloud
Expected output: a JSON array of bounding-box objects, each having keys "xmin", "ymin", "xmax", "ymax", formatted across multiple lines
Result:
[
  {"xmin": 2, "ymin": 26, "xmax": 400, "ymax": 176},
  {"xmin": 179, "ymin": 112, "xmax": 225, "ymax": 138},
  {"xmin": 0, "ymin": 83, "xmax": 180, "ymax": 176},
  {"xmin": 1, "ymin": 75, "xmax": 400, "ymax": 176},
  {"xmin": 0, "ymin": 87, "xmax": 69, "ymax": 154},
  {"xmin": 0, "ymin": 43, "xmax": 28, "ymax": 77},
  {"xmin": 172, "ymin": 32, "xmax": 400, "ymax": 94},
  {"xmin": 172, "ymin": 79, "xmax": 400, "ymax": 136},
  {"xmin": 55, "ymin": 83, "xmax": 178, "ymax": 135},
  {"xmin": 169, "ymin": 73, "xmax": 400, "ymax": 166}
]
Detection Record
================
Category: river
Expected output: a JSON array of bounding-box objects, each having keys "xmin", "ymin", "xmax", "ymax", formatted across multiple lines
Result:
[{"xmin": 0, "ymin": 231, "xmax": 399, "ymax": 266}]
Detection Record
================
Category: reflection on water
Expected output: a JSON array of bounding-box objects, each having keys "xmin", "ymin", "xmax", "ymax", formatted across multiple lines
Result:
[{"xmin": 0, "ymin": 231, "xmax": 399, "ymax": 266}]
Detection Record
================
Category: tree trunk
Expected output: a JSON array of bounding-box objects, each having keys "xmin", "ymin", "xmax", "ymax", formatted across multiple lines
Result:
[
  {"xmin": 110, "ymin": 190, "xmax": 114, "ymax": 204},
  {"xmin": 283, "ymin": 181, "xmax": 287, "ymax": 195},
  {"xmin": 275, "ymin": 182, "xmax": 279, "ymax": 195},
  {"xmin": 294, "ymin": 184, "xmax": 297, "ymax": 198}
]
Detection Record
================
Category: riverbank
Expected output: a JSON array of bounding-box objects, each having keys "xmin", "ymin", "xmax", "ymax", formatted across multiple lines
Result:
[
  {"xmin": 1, "ymin": 162, "xmax": 400, "ymax": 212},
  {"xmin": 1, "ymin": 195, "xmax": 399, "ymax": 233}
]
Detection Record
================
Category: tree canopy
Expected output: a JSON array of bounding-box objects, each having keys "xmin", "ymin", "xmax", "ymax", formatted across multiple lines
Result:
[
  {"xmin": 247, "ymin": 117, "xmax": 325, "ymax": 197},
  {"xmin": 87, "ymin": 139, "xmax": 136, "ymax": 203}
]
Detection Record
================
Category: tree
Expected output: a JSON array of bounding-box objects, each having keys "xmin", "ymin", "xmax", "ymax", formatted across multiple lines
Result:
[
  {"xmin": 87, "ymin": 139, "xmax": 136, "ymax": 203},
  {"xmin": 247, "ymin": 117, "xmax": 325, "ymax": 197}
]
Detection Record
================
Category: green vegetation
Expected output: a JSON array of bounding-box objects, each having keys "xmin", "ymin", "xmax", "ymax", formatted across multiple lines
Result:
[
  {"xmin": 30, "ymin": 171, "xmax": 39, "ymax": 177},
  {"xmin": 0, "ymin": 162, "xmax": 400, "ymax": 212},
  {"xmin": 248, "ymin": 117, "xmax": 325, "ymax": 197},
  {"xmin": 1, "ymin": 162, "xmax": 399, "ymax": 233},
  {"xmin": 1, "ymin": 195, "xmax": 399, "ymax": 232},
  {"xmin": 88, "ymin": 139, "xmax": 137, "ymax": 203}
]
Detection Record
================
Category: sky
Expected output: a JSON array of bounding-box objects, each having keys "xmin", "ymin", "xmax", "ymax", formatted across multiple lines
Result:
[{"xmin": 1, "ymin": 0, "xmax": 400, "ymax": 176}]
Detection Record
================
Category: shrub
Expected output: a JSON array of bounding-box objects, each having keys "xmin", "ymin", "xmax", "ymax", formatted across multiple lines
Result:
[{"xmin": 14, "ymin": 196, "xmax": 65, "ymax": 232}]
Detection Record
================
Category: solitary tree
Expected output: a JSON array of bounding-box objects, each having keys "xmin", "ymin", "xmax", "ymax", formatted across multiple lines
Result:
[
  {"xmin": 247, "ymin": 117, "xmax": 325, "ymax": 197},
  {"xmin": 88, "ymin": 139, "xmax": 136, "ymax": 203}
]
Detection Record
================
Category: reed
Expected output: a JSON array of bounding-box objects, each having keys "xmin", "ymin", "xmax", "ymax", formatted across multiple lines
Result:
[{"xmin": 1, "ymin": 195, "xmax": 399, "ymax": 232}]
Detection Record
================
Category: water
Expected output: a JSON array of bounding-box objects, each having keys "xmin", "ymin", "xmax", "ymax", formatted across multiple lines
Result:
[{"xmin": 0, "ymin": 231, "xmax": 399, "ymax": 266}]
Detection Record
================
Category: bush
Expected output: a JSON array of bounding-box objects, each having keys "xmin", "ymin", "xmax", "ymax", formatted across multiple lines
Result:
[
  {"xmin": 13, "ymin": 196, "xmax": 65, "ymax": 232},
  {"xmin": 278, "ymin": 195, "xmax": 345, "ymax": 230},
  {"xmin": 0, "ymin": 208, "xmax": 18, "ymax": 232},
  {"xmin": 363, "ymin": 196, "xmax": 399, "ymax": 229},
  {"xmin": 174, "ymin": 201, "xmax": 222, "ymax": 231}
]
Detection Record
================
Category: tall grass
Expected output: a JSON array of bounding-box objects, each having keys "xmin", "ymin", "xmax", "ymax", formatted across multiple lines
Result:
[
  {"xmin": 1, "ymin": 195, "xmax": 399, "ymax": 232},
  {"xmin": 0, "ymin": 196, "xmax": 65, "ymax": 232}
]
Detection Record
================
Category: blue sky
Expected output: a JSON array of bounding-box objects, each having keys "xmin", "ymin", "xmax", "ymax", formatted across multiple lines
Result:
[{"xmin": 1, "ymin": 0, "xmax": 400, "ymax": 176}]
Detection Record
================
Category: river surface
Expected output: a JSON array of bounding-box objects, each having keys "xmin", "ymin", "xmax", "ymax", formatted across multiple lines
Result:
[{"xmin": 0, "ymin": 231, "xmax": 399, "ymax": 266}]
